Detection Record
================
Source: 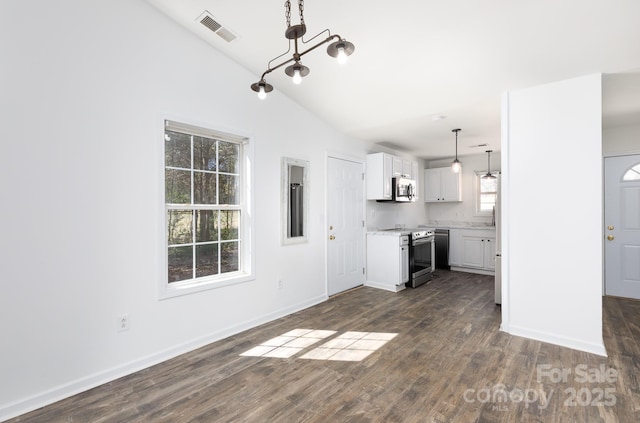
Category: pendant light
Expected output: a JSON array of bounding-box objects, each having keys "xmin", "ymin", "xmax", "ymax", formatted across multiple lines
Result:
[
  {"xmin": 451, "ymin": 128, "xmax": 462, "ymax": 173},
  {"xmin": 482, "ymin": 150, "xmax": 497, "ymax": 179},
  {"xmin": 250, "ymin": 0, "xmax": 355, "ymax": 99}
]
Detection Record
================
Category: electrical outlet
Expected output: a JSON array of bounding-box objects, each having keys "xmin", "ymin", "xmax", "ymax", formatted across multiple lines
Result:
[{"xmin": 117, "ymin": 314, "xmax": 130, "ymax": 332}]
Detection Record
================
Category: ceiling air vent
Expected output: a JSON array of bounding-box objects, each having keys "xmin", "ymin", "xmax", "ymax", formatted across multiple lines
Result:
[{"xmin": 198, "ymin": 11, "xmax": 237, "ymax": 43}]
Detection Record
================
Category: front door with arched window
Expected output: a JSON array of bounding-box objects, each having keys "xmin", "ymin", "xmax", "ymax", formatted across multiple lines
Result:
[{"xmin": 604, "ymin": 154, "xmax": 640, "ymax": 299}]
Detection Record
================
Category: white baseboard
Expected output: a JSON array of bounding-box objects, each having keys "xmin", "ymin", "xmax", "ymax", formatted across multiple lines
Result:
[
  {"xmin": 364, "ymin": 281, "xmax": 405, "ymax": 292},
  {"xmin": 0, "ymin": 294, "xmax": 327, "ymax": 422},
  {"xmin": 506, "ymin": 324, "xmax": 607, "ymax": 357},
  {"xmin": 450, "ymin": 266, "xmax": 495, "ymax": 276}
]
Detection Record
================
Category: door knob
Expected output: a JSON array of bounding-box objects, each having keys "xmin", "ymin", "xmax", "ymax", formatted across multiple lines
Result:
[
  {"xmin": 329, "ymin": 226, "xmax": 333, "ymax": 230},
  {"xmin": 608, "ymin": 225, "xmax": 614, "ymax": 231},
  {"xmin": 329, "ymin": 235, "xmax": 335, "ymax": 240},
  {"xmin": 607, "ymin": 235, "xmax": 614, "ymax": 241}
]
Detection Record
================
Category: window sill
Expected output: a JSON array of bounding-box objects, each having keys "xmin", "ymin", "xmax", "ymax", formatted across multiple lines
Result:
[
  {"xmin": 159, "ymin": 271, "xmax": 255, "ymax": 300},
  {"xmin": 473, "ymin": 213, "xmax": 493, "ymax": 218}
]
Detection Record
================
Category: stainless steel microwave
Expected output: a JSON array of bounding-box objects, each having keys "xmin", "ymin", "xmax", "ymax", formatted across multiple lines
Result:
[{"xmin": 392, "ymin": 177, "xmax": 416, "ymax": 202}]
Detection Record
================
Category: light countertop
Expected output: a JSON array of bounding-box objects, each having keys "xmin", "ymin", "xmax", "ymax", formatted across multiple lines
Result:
[
  {"xmin": 420, "ymin": 222, "xmax": 495, "ymax": 230},
  {"xmin": 367, "ymin": 229, "xmax": 412, "ymax": 236}
]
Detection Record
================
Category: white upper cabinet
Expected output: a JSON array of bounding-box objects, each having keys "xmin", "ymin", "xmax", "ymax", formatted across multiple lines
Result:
[
  {"xmin": 424, "ymin": 168, "xmax": 442, "ymax": 202},
  {"xmin": 424, "ymin": 167, "xmax": 462, "ymax": 202},
  {"xmin": 411, "ymin": 161, "xmax": 419, "ymax": 200},
  {"xmin": 392, "ymin": 157, "xmax": 416, "ymax": 178},
  {"xmin": 367, "ymin": 152, "xmax": 394, "ymax": 200},
  {"xmin": 392, "ymin": 156, "xmax": 403, "ymax": 177},
  {"xmin": 402, "ymin": 159, "xmax": 413, "ymax": 178},
  {"xmin": 367, "ymin": 153, "xmax": 419, "ymax": 200}
]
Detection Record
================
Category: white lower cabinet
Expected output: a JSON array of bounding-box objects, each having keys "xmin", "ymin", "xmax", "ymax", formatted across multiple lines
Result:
[
  {"xmin": 449, "ymin": 229, "xmax": 461, "ymax": 266},
  {"xmin": 366, "ymin": 233, "xmax": 409, "ymax": 292},
  {"xmin": 461, "ymin": 236, "xmax": 485, "ymax": 268},
  {"xmin": 461, "ymin": 237, "xmax": 495, "ymax": 269},
  {"xmin": 450, "ymin": 228, "xmax": 496, "ymax": 273},
  {"xmin": 400, "ymin": 240, "xmax": 409, "ymax": 282},
  {"xmin": 484, "ymin": 238, "xmax": 496, "ymax": 270}
]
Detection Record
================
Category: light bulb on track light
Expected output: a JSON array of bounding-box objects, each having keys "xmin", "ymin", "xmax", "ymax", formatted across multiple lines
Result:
[
  {"xmin": 292, "ymin": 69, "xmax": 302, "ymax": 85},
  {"xmin": 257, "ymin": 85, "xmax": 267, "ymax": 100},
  {"xmin": 337, "ymin": 46, "xmax": 348, "ymax": 64}
]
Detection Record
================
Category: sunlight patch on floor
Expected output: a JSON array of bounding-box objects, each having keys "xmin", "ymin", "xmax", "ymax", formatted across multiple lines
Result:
[
  {"xmin": 240, "ymin": 329, "xmax": 337, "ymax": 358},
  {"xmin": 240, "ymin": 329, "xmax": 398, "ymax": 362}
]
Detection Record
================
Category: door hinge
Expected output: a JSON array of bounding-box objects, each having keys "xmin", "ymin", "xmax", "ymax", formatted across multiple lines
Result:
[
  {"xmin": 362, "ymin": 220, "xmax": 365, "ymax": 227},
  {"xmin": 362, "ymin": 173, "xmax": 365, "ymax": 180},
  {"xmin": 363, "ymin": 267, "xmax": 365, "ymax": 274}
]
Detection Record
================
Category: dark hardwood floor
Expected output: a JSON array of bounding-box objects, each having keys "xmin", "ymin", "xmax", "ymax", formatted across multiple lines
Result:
[{"xmin": 9, "ymin": 271, "xmax": 640, "ymax": 422}]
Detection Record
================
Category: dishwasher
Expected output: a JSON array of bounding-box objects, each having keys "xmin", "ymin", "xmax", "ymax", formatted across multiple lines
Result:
[{"xmin": 434, "ymin": 229, "xmax": 450, "ymax": 270}]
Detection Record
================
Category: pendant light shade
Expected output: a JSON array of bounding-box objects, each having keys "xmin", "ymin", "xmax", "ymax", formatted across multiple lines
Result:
[
  {"xmin": 452, "ymin": 159, "xmax": 461, "ymax": 174},
  {"xmin": 451, "ymin": 129, "xmax": 462, "ymax": 173},
  {"xmin": 482, "ymin": 150, "xmax": 497, "ymax": 179},
  {"xmin": 284, "ymin": 62, "xmax": 310, "ymax": 85},
  {"xmin": 327, "ymin": 39, "xmax": 355, "ymax": 64},
  {"xmin": 250, "ymin": 80, "xmax": 274, "ymax": 100}
]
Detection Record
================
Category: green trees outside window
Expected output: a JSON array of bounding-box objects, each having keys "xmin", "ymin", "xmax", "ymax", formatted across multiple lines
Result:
[{"xmin": 165, "ymin": 126, "xmax": 242, "ymax": 283}]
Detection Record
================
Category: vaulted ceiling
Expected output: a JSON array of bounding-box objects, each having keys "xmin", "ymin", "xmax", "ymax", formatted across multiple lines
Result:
[{"xmin": 147, "ymin": 0, "xmax": 640, "ymax": 159}]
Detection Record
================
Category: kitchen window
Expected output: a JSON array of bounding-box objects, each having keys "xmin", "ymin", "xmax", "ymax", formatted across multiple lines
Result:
[
  {"xmin": 162, "ymin": 120, "xmax": 253, "ymax": 298},
  {"xmin": 475, "ymin": 171, "xmax": 498, "ymax": 216}
]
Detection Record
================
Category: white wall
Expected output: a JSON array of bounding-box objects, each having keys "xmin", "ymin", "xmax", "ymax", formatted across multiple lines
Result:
[
  {"xmin": 367, "ymin": 199, "xmax": 428, "ymax": 230},
  {"xmin": 603, "ymin": 123, "xmax": 640, "ymax": 156},
  {"xmin": 502, "ymin": 74, "xmax": 605, "ymax": 355},
  {"xmin": 0, "ymin": 0, "xmax": 369, "ymax": 419},
  {"xmin": 426, "ymin": 153, "xmax": 501, "ymax": 226}
]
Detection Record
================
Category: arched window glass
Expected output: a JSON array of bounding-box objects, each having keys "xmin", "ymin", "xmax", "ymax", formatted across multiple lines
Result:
[{"xmin": 623, "ymin": 164, "xmax": 640, "ymax": 181}]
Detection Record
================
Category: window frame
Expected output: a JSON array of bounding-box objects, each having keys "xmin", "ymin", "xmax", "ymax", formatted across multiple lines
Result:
[
  {"xmin": 159, "ymin": 119, "xmax": 254, "ymax": 300},
  {"xmin": 623, "ymin": 163, "xmax": 640, "ymax": 181},
  {"xmin": 474, "ymin": 170, "xmax": 499, "ymax": 217}
]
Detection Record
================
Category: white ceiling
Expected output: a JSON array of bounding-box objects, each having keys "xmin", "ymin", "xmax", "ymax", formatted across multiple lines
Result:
[{"xmin": 147, "ymin": 0, "xmax": 640, "ymax": 159}]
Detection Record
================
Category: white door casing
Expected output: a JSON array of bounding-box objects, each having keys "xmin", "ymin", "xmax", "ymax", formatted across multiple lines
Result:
[
  {"xmin": 327, "ymin": 156, "xmax": 365, "ymax": 296},
  {"xmin": 605, "ymin": 154, "xmax": 640, "ymax": 299}
]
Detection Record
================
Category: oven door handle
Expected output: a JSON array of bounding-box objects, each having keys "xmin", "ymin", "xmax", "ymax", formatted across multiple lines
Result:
[{"xmin": 412, "ymin": 236, "xmax": 434, "ymax": 246}]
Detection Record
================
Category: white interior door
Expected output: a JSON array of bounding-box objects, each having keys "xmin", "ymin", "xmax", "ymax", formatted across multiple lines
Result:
[
  {"xmin": 605, "ymin": 154, "xmax": 640, "ymax": 299},
  {"xmin": 327, "ymin": 156, "xmax": 365, "ymax": 296}
]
